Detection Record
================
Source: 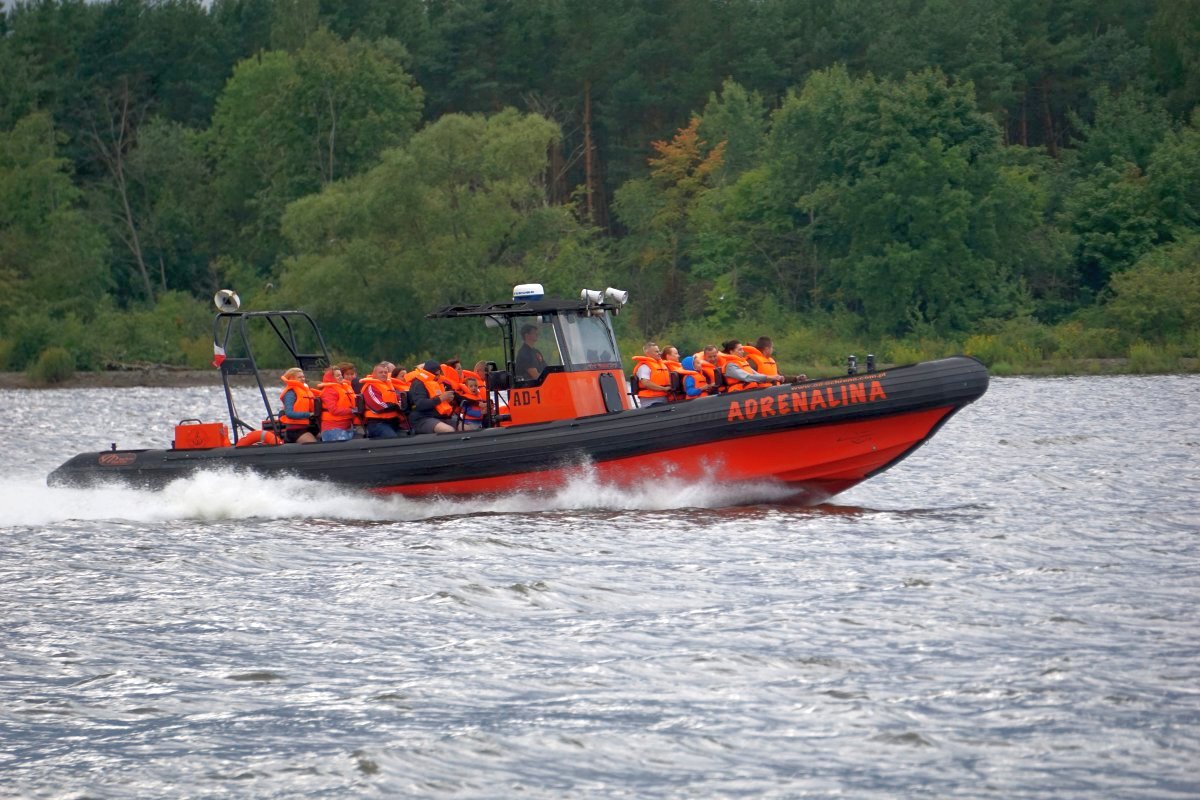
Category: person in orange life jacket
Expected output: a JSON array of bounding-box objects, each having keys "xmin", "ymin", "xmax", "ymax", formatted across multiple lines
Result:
[
  {"xmin": 515, "ymin": 324, "xmax": 546, "ymax": 380},
  {"xmin": 456, "ymin": 370, "xmax": 486, "ymax": 430},
  {"xmin": 318, "ymin": 368, "xmax": 357, "ymax": 442},
  {"xmin": 408, "ymin": 359, "xmax": 457, "ymax": 434},
  {"xmin": 662, "ymin": 345, "xmax": 705, "ymax": 401},
  {"xmin": 633, "ymin": 341, "xmax": 672, "ymax": 407},
  {"xmin": 744, "ymin": 336, "xmax": 807, "ymax": 383},
  {"xmin": 361, "ymin": 361, "xmax": 404, "ymax": 439},
  {"xmin": 680, "ymin": 354, "xmax": 717, "ymax": 398},
  {"xmin": 718, "ymin": 339, "xmax": 786, "ymax": 391},
  {"xmin": 691, "ymin": 344, "xmax": 721, "ymax": 390},
  {"xmin": 278, "ymin": 367, "xmax": 318, "ymax": 444},
  {"xmin": 335, "ymin": 361, "xmax": 366, "ymax": 435}
]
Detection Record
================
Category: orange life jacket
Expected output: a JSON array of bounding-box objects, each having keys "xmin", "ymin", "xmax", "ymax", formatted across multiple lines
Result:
[
  {"xmin": 357, "ymin": 375, "xmax": 401, "ymax": 421},
  {"xmin": 407, "ymin": 367, "xmax": 454, "ymax": 418},
  {"xmin": 632, "ymin": 355, "xmax": 671, "ymax": 398},
  {"xmin": 716, "ymin": 352, "xmax": 762, "ymax": 392},
  {"xmin": 456, "ymin": 369, "xmax": 486, "ymax": 426},
  {"xmin": 318, "ymin": 379, "xmax": 356, "ymax": 429},
  {"xmin": 278, "ymin": 379, "xmax": 316, "ymax": 427},
  {"xmin": 692, "ymin": 354, "xmax": 718, "ymax": 387},
  {"xmin": 742, "ymin": 344, "xmax": 778, "ymax": 376},
  {"xmin": 664, "ymin": 359, "xmax": 703, "ymax": 400},
  {"xmin": 389, "ymin": 373, "xmax": 412, "ymax": 393},
  {"xmin": 439, "ymin": 364, "xmax": 463, "ymax": 392}
]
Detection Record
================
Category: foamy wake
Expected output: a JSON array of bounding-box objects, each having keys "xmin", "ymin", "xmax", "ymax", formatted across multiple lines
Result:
[{"xmin": 1, "ymin": 465, "xmax": 799, "ymax": 527}]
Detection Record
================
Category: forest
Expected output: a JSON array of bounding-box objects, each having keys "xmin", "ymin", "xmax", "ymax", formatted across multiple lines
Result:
[{"xmin": 1, "ymin": 0, "xmax": 1198, "ymax": 380}]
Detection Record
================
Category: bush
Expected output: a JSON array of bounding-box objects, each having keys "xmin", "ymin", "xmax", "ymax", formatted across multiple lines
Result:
[
  {"xmin": 1052, "ymin": 320, "xmax": 1124, "ymax": 359},
  {"xmin": 1128, "ymin": 340, "xmax": 1179, "ymax": 374},
  {"xmin": 28, "ymin": 346, "xmax": 75, "ymax": 385}
]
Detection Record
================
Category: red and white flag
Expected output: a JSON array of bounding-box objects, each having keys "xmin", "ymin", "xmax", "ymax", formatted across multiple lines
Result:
[{"xmin": 212, "ymin": 343, "xmax": 226, "ymax": 368}]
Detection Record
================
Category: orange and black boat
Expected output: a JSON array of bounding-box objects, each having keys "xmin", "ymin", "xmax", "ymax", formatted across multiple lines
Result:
[{"xmin": 47, "ymin": 285, "xmax": 988, "ymax": 503}]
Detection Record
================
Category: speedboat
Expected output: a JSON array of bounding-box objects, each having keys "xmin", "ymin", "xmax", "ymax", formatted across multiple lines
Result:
[{"xmin": 47, "ymin": 284, "xmax": 988, "ymax": 503}]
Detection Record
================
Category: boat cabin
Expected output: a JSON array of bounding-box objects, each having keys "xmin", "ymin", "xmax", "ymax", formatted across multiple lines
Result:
[{"xmin": 427, "ymin": 283, "xmax": 632, "ymax": 425}]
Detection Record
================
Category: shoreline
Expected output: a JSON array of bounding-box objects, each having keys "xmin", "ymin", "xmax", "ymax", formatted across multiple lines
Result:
[{"xmin": 2, "ymin": 357, "xmax": 1198, "ymax": 389}]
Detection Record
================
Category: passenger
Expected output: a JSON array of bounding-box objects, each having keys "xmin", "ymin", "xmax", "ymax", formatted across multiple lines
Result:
[
  {"xmin": 335, "ymin": 361, "xmax": 361, "ymax": 394},
  {"xmin": 515, "ymin": 324, "xmax": 546, "ymax": 380},
  {"xmin": 718, "ymin": 339, "xmax": 786, "ymax": 392},
  {"xmin": 744, "ymin": 337, "xmax": 806, "ymax": 383},
  {"xmin": 680, "ymin": 354, "xmax": 716, "ymax": 398},
  {"xmin": 407, "ymin": 359, "xmax": 457, "ymax": 434},
  {"xmin": 360, "ymin": 361, "xmax": 404, "ymax": 439},
  {"xmin": 335, "ymin": 361, "xmax": 365, "ymax": 435},
  {"xmin": 278, "ymin": 367, "xmax": 318, "ymax": 444},
  {"xmin": 318, "ymin": 367, "xmax": 357, "ymax": 442},
  {"xmin": 632, "ymin": 341, "xmax": 672, "ymax": 407},
  {"xmin": 691, "ymin": 345, "xmax": 721, "ymax": 390},
  {"xmin": 662, "ymin": 345, "xmax": 704, "ymax": 401},
  {"xmin": 456, "ymin": 370, "xmax": 486, "ymax": 430}
]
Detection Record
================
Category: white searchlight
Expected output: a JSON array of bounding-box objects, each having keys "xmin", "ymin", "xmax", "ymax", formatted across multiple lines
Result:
[
  {"xmin": 213, "ymin": 289, "xmax": 241, "ymax": 312},
  {"xmin": 580, "ymin": 288, "xmax": 604, "ymax": 305},
  {"xmin": 605, "ymin": 287, "xmax": 629, "ymax": 305}
]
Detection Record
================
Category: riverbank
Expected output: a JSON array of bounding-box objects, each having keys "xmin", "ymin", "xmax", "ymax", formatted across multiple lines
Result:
[{"xmin": 0, "ymin": 369, "xmax": 252, "ymax": 389}]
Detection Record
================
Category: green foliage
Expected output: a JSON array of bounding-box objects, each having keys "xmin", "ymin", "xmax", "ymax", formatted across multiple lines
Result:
[
  {"xmin": 208, "ymin": 30, "xmax": 423, "ymax": 269},
  {"xmin": 1065, "ymin": 160, "xmax": 1169, "ymax": 291},
  {"xmin": 0, "ymin": 0, "xmax": 1198, "ymax": 374},
  {"xmin": 1127, "ymin": 340, "xmax": 1181, "ymax": 374},
  {"xmin": 1104, "ymin": 236, "xmax": 1200, "ymax": 340},
  {"xmin": 28, "ymin": 345, "xmax": 75, "ymax": 385},
  {"xmin": 277, "ymin": 108, "xmax": 597, "ymax": 362}
]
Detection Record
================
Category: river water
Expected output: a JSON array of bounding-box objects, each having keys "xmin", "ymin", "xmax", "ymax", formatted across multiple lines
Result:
[{"xmin": 1, "ymin": 376, "xmax": 1197, "ymax": 798}]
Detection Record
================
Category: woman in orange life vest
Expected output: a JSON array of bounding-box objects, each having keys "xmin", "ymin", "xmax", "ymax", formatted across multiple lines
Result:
[
  {"xmin": 743, "ymin": 336, "xmax": 807, "ymax": 383},
  {"xmin": 661, "ymin": 345, "xmax": 706, "ymax": 401},
  {"xmin": 318, "ymin": 367, "xmax": 357, "ymax": 442},
  {"xmin": 632, "ymin": 341, "xmax": 673, "ymax": 407},
  {"xmin": 717, "ymin": 339, "xmax": 787, "ymax": 392},
  {"xmin": 360, "ymin": 361, "xmax": 405, "ymax": 439},
  {"xmin": 335, "ymin": 361, "xmax": 365, "ymax": 435},
  {"xmin": 278, "ymin": 367, "xmax": 319, "ymax": 444},
  {"xmin": 407, "ymin": 360, "xmax": 457, "ymax": 434}
]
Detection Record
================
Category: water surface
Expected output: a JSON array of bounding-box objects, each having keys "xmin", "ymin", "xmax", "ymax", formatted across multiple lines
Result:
[{"xmin": 1, "ymin": 376, "xmax": 1197, "ymax": 797}]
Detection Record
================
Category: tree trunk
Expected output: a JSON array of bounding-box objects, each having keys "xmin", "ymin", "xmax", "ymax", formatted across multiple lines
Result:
[
  {"xmin": 583, "ymin": 78, "xmax": 595, "ymax": 223},
  {"xmin": 88, "ymin": 81, "xmax": 153, "ymax": 302},
  {"xmin": 1040, "ymin": 77, "xmax": 1058, "ymax": 159}
]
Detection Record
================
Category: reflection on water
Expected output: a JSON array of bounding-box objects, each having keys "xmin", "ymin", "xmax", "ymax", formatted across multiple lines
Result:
[{"xmin": 1, "ymin": 376, "xmax": 1199, "ymax": 798}]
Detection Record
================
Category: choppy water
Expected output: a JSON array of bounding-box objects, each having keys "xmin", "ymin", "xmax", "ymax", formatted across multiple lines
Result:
[{"xmin": 1, "ymin": 376, "xmax": 1198, "ymax": 798}]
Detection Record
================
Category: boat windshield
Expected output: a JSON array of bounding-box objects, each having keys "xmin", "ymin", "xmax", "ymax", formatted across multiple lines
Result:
[
  {"xmin": 557, "ymin": 311, "xmax": 620, "ymax": 368},
  {"xmin": 512, "ymin": 315, "xmax": 563, "ymax": 380}
]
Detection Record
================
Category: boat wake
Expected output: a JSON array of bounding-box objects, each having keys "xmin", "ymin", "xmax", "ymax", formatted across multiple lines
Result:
[{"xmin": 2, "ymin": 466, "xmax": 800, "ymax": 527}]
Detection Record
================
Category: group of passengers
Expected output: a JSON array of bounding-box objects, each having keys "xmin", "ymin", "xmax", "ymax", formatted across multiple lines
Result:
[
  {"xmin": 277, "ymin": 358, "xmax": 490, "ymax": 444},
  {"xmin": 632, "ymin": 336, "xmax": 807, "ymax": 407},
  {"xmin": 275, "ymin": 335, "xmax": 801, "ymax": 443}
]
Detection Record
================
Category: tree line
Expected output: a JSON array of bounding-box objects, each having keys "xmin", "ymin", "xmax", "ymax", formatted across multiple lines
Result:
[{"xmin": 1, "ymin": 0, "xmax": 1198, "ymax": 377}]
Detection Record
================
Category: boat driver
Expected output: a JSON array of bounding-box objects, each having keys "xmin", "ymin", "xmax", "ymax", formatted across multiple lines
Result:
[{"xmin": 515, "ymin": 323, "xmax": 546, "ymax": 380}]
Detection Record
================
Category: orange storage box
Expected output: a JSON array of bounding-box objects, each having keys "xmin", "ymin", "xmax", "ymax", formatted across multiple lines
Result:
[{"xmin": 173, "ymin": 419, "xmax": 231, "ymax": 450}]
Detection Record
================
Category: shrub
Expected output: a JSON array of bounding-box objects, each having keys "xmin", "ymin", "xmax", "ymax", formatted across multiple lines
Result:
[
  {"xmin": 1127, "ymin": 340, "xmax": 1178, "ymax": 373},
  {"xmin": 28, "ymin": 346, "xmax": 75, "ymax": 385}
]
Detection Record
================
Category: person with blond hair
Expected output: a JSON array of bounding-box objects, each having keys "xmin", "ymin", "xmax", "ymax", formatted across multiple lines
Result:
[{"xmin": 278, "ymin": 367, "xmax": 318, "ymax": 444}]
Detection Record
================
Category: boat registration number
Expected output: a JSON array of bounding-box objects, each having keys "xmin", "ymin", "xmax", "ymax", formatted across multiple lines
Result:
[{"xmin": 510, "ymin": 389, "xmax": 542, "ymax": 406}]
